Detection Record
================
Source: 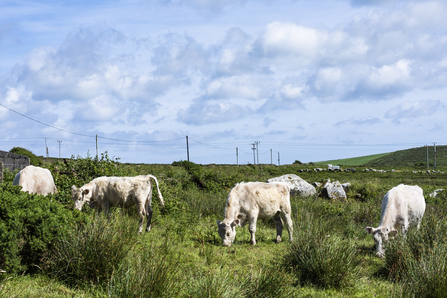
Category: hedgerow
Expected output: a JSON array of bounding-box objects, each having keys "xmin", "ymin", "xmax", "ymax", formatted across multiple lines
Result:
[{"xmin": 0, "ymin": 182, "xmax": 86, "ymax": 275}]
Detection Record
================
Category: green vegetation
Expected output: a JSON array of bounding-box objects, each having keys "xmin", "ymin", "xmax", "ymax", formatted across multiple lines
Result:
[
  {"xmin": 366, "ymin": 145, "xmax": 447, "ymax": 168},
  {"xmin": 1, "ymin": 153, "xmax": 447, "ymax": 297},
  {"xmin": 9, "ymin": 147, "xmax": 42, "ymax": 166},
  {"xmin": 315, "ymin": 145, "xmax": 447, "ymax": 168},
  {"xmin": 314, "ymin": 153, "xmax": 390, "ymax": 166}
]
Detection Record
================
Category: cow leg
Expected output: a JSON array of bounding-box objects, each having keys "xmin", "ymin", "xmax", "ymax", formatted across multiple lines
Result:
[
  {"xmin": 283, "ymin": 212, "xmax": 294, "ymax": 242},
  {"xmin": 248, "ymin": 214, "xmax": 258, "ymax": 245},
  {"xmin": 136, "ymin": 203, "xmax": 146, "ymax": 234},
  {"xmin": 274, "ymin": 211, "xmax": 283, "ymax": 243},
  {"xmin": 145, "ymin": 200, "xmax": 153, "ymax": 232}
]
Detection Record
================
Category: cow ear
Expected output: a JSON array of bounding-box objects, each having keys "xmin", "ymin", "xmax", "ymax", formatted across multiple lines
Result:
[
  {"xmin": 71, "ymin": 185, "xmax": 77, "ymax": 191},
  {"xmin": 217, "ymin": 220, "xmax": 221, "ymax": 226},
  {"xmin": 365, "ymin": 227, "xmax": 375, "ymax": 234},
  {"xmin": 83, "ymin": 189, "xmax": 90, "ymax": 195}
]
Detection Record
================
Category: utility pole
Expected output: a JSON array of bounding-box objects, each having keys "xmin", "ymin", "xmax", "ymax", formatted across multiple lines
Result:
[
  {"xmin": 250, "ymin": 143, "xmax": 256, "ymax": 164},
  {"xmin": 96, "ymin": 134, "xmax": 99, "ymax": 159},
  {"xmin": 236, "ymin": 147, "xmax": 239, "ymax": 166},
  {"xmin": 57, "ymin": 140, "xmax": 62, "ymax": 158},
  {"xmin": 254, "ymin": 141, "xmax": 260, "ymax": 165},
  {"xmin": 433, "ymin": 142, "xmax": 437, "ymax": 170},
  {"xmin": 186, "ymin": 136, "xmax": 189, "ymax": 161},
  {"xmin": 426, "ymin": 145, "xmax": 429, "ymax": 170},
  {"xmin": 278, "ymin": 152, "xmax": 280, "ymax": 166},
  {"xmin": 45, "ymin": 138, "xmax": 49, "ymax": 157},
  {"xmin": 270, "ymin": 149, "xmax": 272, "ymax": 165}
]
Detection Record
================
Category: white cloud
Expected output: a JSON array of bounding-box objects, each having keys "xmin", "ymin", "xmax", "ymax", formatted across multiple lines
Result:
[
  {"xmin": 177, "ymin": 100, "xmax": 253, "ymax": 125},
  {"xmin": 384, "ymin": 99, "xmax": 445, "ymax": 120},
  {"xmin": 254, "ymin": 22, "xmax": 368, "ymax": 67}
]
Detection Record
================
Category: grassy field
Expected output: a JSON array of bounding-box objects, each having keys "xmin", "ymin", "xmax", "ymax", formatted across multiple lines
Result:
[
  {"xmin": 313, "ymin": 145, "xmax": 447, "ymax": 168},
  {"xmin": 314, "ymin": 153, "xmax": 391, "ymax": 166},
  {"xmin": 1, "ymin": 155, "xmax": 447, "ymax": 297}
]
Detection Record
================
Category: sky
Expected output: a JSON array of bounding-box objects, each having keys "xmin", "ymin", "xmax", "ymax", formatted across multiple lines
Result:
[{"xmin": 0, "ymin": 0, "xmax": 446, "ymax": 165}]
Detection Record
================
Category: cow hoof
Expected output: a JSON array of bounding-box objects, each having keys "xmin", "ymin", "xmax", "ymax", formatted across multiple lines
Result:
[{"xmin": 276, "ymin": 236, "xmax": 282, "ymax": 243}]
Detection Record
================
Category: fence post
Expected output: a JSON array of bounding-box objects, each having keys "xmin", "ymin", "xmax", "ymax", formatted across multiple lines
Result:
[{"xmin": 0, "ymin": 162, "xmax": 3, "ymax": 183}]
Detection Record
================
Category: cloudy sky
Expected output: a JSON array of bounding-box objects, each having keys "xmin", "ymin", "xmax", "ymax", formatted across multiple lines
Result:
[{"xmin": 0, "ymin": 0, "xmax": 445, "ymax": 165}]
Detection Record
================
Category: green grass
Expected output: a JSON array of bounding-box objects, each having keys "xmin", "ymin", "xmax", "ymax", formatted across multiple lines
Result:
[
  {"xmin": 314, "ymin": 153, "xmax": 391, "ymax": 166},
  {"xmin": 2, "ymin": 156, "xmax": 447, "ymax": 297},
  {"xmin": 313, "ymin": 145, "xmax": 447, "ymax": 169}
]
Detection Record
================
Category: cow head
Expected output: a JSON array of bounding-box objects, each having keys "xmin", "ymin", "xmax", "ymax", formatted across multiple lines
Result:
[
  {"xmin": 71, "ymin": 185, "xmax": 93, "ymax": 211},
  {"xmin": 366, "ymin": 227, "xmax": 397, "ymax": 258},
  {"xmin": 217, "ymin": 219, "xmax": 240, "ymax": 247}
]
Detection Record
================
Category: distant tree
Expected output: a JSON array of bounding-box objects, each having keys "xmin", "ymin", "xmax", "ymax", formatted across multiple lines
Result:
[
  {"xmin": 293, "ymin": 160, "xmax": 302, "ymax": 165},
  {"xmin": 9, "ymin": 147, "xmax": 42, "ymax": 166}
]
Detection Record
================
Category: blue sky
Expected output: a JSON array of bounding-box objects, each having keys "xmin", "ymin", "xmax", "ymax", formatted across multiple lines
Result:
[{"xmin": 0, "ymin": 0, "xmax": 445, "ymax": 165}]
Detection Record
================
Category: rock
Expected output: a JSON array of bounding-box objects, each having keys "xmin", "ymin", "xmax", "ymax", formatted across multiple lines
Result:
[
  {"xmin": 267, "ymin": 174, "xmax": 316, "ymax": 197},
  {"xmin": 323, "ymin": 180, "xmax": 347, "ymax": 201}
]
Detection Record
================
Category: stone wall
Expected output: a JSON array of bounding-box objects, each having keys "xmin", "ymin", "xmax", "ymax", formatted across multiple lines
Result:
[{"xmin": 0, "ymin": 151, "xmax": 30, "ymax": 172}]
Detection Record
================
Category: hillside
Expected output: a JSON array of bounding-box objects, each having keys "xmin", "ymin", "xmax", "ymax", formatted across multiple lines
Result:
[
  {"xmin": 365, "ymin": 145, "xmax": 447, "ymax": 168},
  {"xmin": 313, "ymin": 145, "xmax": 447, "ymax": 169},
  {"xmin": 314, "ymin": 153, "xmax": 390, "ymax": 166}
]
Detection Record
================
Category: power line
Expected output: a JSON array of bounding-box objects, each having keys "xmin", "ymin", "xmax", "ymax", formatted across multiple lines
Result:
[{"xmin": 0, "ymin": 101, "xmax": 184, "ymax": 143}]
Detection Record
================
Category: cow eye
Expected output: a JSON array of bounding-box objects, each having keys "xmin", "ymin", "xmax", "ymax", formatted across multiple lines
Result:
[{"xmin": 226, "ymin": 232, "xmax": 230, "ymax": 237}]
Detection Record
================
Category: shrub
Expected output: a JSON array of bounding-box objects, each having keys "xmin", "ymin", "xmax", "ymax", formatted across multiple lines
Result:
[
  {"xmin": 381, "ymin": 213, "xmax": 447, "ymax": 297},
  {"xmin": 9, "ymin": 147, "xmax": 42, "ymax": 166},
  {"xmin": 49, "ymin": 152, "xmax": 123, "ymax": 194},
  {"xmin": 44, "ymin": 212, "xmax": 138, "ymax": 287},
  {"xmin": 0, "ymin": 182, "xmax": 85, "ymax": 275},
  {"xmin": 284, "ymin": 210, "xmax": 362, "ymax": 289}
]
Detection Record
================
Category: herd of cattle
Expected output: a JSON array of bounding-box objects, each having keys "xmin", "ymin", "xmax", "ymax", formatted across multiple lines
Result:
[{"xmin": 12, "ymin": 165, "xmax": 427, "ymax": 257}]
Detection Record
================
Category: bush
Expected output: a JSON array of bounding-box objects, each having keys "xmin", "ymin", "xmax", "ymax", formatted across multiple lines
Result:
[
  {"xmin": 0, "ymin": 182, "xmax": 85, "ymax": 275},
  {"xmin": 284, "ymin": 209, "xmax": 362, "ymax": 289},
  {"xmin": 9, "ymin": 147, "xmax": 42, "ymax": 166},
  {"xmin": 44, "ymin": 212, "xmax": 138, "ymax": 287},
  {"xmin": 49, "ymin": 152, "xmax": 123, "ymax": 194},
  {"xmin": 381, "ymin": 213, "xmax": 447, "ymax": 297}
]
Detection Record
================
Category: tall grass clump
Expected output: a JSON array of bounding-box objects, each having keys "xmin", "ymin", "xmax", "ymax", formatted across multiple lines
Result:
[
  {"xmin": 380, "ymin": 213, "xmax": 447, "ymax": 297},
  {"xmin": 242, "ymin": 267, "xmax": 292, "ymax": 297},
  {"xmin": 183, "ymin": 269, "xmax": 242, "ymax": 298},
  {"xmin": 107, "ymin": 243, "xmax": 178, "ymax": 298},
  {"xmin": 284, "ymin": 209, "xmax": 362, "ymax": 289},
  {"xmin": 44, "ymin": 212, "xmax": 138, "ymax": 287}
]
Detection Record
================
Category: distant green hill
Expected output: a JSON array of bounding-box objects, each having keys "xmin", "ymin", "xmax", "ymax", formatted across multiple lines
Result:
[
  {"xmin": 314, "ymin": 153, "xmax": 391, "ymax": 166},
  {"xmin": 365, "ymin": 145, "xmax": 446, "ymax": 168},
  {"xmin": 313, "ymin": 145, "xmax": 446, "ymax": 168}
]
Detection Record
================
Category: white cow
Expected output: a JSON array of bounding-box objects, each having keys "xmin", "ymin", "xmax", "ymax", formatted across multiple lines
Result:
[
  {"xmin": 71, "ymin": 175, "xmax": 164, "ymax": 233},
  {"xmin": 217, "ymin": 182, "xmax": 293, "ymax": 246},
  {"xmin": 366, "ymin": 184, "xmax": 426, "ymax": 257},
  {"xmin": 13, "ymin": 165, "xmax": 58, "ymax": 196}
]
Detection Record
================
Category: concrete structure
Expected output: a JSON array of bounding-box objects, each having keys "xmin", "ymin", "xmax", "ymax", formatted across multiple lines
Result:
[{"xmin": 0, "ymin": 151, "xmax": 30, "ymax": 172}]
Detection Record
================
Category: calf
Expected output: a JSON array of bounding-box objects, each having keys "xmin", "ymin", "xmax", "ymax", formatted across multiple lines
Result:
[
  {"xmin": 217, "ymin": 182, "xmax": 293, "ymax": 246},
  {"xmin": 71, "ymin": 175, "xmax": 164, "ymax": 233},
  {"xmin": 366, "ymin": 184, "xmax": 426, "ymax": 257},
  {"xmin": 13, "ymin": 165, "xmax": 57, "ymax": 196}
]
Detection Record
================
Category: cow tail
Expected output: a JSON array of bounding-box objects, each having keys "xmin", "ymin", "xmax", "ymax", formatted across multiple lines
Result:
[{"xmin": 149, "ymin": 175, "xmax": 165, "ymax": 207}]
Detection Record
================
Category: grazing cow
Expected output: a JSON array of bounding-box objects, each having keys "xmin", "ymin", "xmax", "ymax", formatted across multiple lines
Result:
[
  {"xmin": 13, "ymin": 165, "xmax": 58, "ymax": 196},
  {"xmin": 71, "ymin": 175, "xmax": 164, "ymax": 233},
  {"xmin": 217, "ymin": 182, "xmax": 293, "ymax": 246},
  {"xmin": 366, "ymin": 184, "xmax": 426, "ymax": 257}
]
